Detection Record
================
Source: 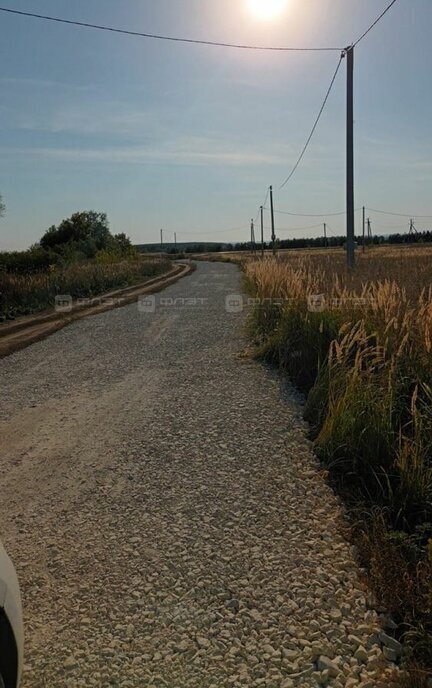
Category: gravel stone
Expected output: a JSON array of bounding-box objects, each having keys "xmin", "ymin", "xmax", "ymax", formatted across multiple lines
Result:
[
  {"xmin": 317, "ymin": 656, "xmax": 339, "ymax": 678},
  {"xmin": 383, "ymin": 647, "xmax": 398, "ymax": 662},
  {"xmin": 379, "ymin": 632, "xmax": 403, "ymax": 654},
  {"xmin": 0, "ymin": 262, "xmax": 392, "ymax": 686}
]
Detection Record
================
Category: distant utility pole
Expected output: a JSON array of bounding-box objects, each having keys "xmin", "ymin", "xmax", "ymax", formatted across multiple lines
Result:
[
  {"xmin": 362, "ymin": 206, "xmax": 366, "ymax": 253},
  {"xmin": 324, "ymin": 222, "xmax": 327, "ymax": 248},
  {"xmin": 345, "ymin": 45, "xmax": 355, "ymax": 270},
  {"xmin": 260, "ymin": 205, "xmax": 264, "ymax": 257},
  {"xmin": 409, "ymin": 219, "xmax": 418, "ymax": 235},
  {"xmin": 160, "ymin": 229, "xmax": 164, "ymax": 249},
  {"xmin": 269, "ymin": 185, "xmax": 276, "ymax": 256},
  {"xmin": 174, "ymin": 232, "xmax": 177, "ymax": 252},
  {"xmin": 250, "ymin": 219, "xmax": 255, "ymax": 254},
  {"xmin": 367, "ymin": 218, "xmax": 372, "ymax": 245}
]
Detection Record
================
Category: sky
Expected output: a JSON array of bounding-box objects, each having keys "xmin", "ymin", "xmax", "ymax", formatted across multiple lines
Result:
[{"xmin": 0, "ymin": 0, "xmax": 431, "ymax": 250}]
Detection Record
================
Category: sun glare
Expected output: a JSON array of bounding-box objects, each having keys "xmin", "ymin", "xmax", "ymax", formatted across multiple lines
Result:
[{"xmin": 247, "ymin": 0, "xmax": 288, "ymax": 21}]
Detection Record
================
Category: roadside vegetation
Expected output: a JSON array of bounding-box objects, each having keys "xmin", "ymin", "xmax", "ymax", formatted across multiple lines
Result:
[
  {"xmin": 244, "ymin": 247, "xmax": 432, "ymax": 685},
  {"xmin": 0, "ymin": 211, "xmax": 170, "ymax": 319}
]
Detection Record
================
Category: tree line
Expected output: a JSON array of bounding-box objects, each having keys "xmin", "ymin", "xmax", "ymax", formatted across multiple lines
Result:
[{"xmin": 0, "ymin": 210, "xmax": 136, "ymax": 275}]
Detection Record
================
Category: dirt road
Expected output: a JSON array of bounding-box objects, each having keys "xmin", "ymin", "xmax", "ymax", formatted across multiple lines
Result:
[{"xmin": 0, "ymin": 262, "xmax": 388, "ymax": 687}]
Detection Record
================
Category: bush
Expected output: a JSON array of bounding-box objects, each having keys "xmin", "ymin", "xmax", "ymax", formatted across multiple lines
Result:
[{"xmin": 0, "ymin": 247, "xmax": 55, "ymax": 275}]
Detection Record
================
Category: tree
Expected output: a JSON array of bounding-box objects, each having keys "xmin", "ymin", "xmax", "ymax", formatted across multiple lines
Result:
[
  {"xmin": 111, "ymin": 232, "xmax": 134, "ymax": 254},
  {"xmin": 0, "ymin": 194, "xmax": 5, "ymax": 217},
  {"xmin": 40, "ymin": 211, "xmax": 111, "ymax": 255}
]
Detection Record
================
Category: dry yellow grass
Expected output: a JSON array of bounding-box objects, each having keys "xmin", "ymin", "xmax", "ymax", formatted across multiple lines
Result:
[
  {"xmin": 244, "ymin": 246, "xmax": 432, "ymax": 674},
  {"xmin": 246, "ymin": 247, "xmax": 432, "ymax": 362}
]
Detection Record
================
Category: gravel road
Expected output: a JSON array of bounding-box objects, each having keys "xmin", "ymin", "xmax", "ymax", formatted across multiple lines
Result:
[{"xmin": 0, "ymin": 262, "xmax": 391, "ymax": 687}]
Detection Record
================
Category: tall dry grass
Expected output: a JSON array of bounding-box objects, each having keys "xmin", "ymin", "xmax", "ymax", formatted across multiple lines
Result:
[
  {"xmin": 0, "ymin": 257, "xmax": 171, "ymax": 318},
  {"xmin": 245, "ymin": 248, "xmax": 432, "ymax": 676}
]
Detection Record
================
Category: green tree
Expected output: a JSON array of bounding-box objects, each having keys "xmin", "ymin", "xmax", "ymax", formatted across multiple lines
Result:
[
  {"xmin": 111, "ymin": 233, "xmax": 135, "ymax": 254},
  {"xmin": 40, "ymin": 211, "xmax": 111, "ymax": 254}
]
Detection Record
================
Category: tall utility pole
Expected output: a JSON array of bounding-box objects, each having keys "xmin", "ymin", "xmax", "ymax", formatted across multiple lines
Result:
[
  {"xmin": 160, "ymin": 229, "xmax": 164, "ymax": 249},
  {"xmin": 269, "ymin": 185, "xmax": 276, "ymax": 256},
  {"xmin": 324, "ymin": 222, "xmax": 327, "ymax": 248},
  {"xmin": 260, "ymin": 205, "xmax": 264, "ymax": 257},
  {"xmin": 346, "ymin": 45, "xmax": 355, "ymax": 270},
  {"xmin": 250, "ymin": 219, "xmax": 255, "ymax": 254},
  {"xmin": 362, "ymin": 206, "xmax": 366, "ymax": 253}
]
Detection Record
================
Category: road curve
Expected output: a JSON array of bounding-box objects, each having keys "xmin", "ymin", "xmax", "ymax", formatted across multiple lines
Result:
[{"xmin": 0, "ymin": 262, "xmax": 389, "ymax": 687}]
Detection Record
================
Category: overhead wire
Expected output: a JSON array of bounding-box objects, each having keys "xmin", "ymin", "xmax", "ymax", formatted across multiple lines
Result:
[
  {"xmin": 353, "ymin": 0, "xmax": 399, "ymax": 47},
  {"xmin": 367, "ymin": 208, "xmax": 432, "ymax": 219},
  {"xmin": 0, "ymin": 6, "xmax": 342, "ymax": 52},
  {"xmin": 273, "ymin": 1, "xmax": 400, "ymax": 211},
  {"xmin": 0, "ymin": 3, "xmax": 406, "ymax": 236},
  {"xmin": 175, "ymin": 225, "xmax": 249, "ymax": 236},
  {"xmin": 254, "ymin": 187, "xmax": 271, "ymax": 223},
  {"xmin": 264, "ymin": 207, "xmax": 362, "ymax": 217},
  {"xmin": 269, "ymin": 223, "xmax": 324, "ymax": 233},
  {"xmin": 279, "ymin": 53, "xmax": 344, "ymax": 190}
]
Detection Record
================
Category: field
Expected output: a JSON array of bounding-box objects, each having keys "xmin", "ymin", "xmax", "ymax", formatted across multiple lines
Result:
[
  {"xmin": 244, "ymin": 246, "xmax": 432, "ymax": 682},
  {"xmin": 0, "ymin": 256, "xmax": 171, "ymax": 320}
]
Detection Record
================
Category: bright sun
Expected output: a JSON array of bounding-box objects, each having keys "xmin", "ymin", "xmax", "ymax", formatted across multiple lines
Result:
[{"xmin": 247, "ymin": 0, "xmax": 288, "ymax": 20}]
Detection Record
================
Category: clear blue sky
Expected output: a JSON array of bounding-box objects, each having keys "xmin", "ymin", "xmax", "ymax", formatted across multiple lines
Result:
[{"xmin": 0, "ymin": 0, "xmax": 431, "ymax": 250}]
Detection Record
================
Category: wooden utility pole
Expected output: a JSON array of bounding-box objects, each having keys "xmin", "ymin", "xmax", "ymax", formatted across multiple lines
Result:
[
  {"xmin": 160, "ymin": 229, "xmax": 164, "ymax": 249},
  {"xmin": 346, "ymin": 46, "xmax": 355, "ymax": 270},
  {"xmin": 260, "ymin": 206, "xmax": 264, "ymax": 257},
  {"xmin": 174, "ymin": 232, "xmax": 177, "ymax": 252},
  {"xmin": 362, "ymin": 206, "xmax": 366, "ymax": 253},
  {"xmin": 250, "ymin": 219, "xmax": 255, "ymax": 255},
  {"xmin": 324, "ymin": 222, "xmax": 327, "ymax": 248},
  {"xmin": 269, "ymin": 185, "xmax": 276, "ymax": 256},
  {"xmin": 367, "ymin": 218, "xmax": 372, "ymax": 245}
]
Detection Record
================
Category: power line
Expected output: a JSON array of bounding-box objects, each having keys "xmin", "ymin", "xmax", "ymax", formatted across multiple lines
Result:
[
  {"xmin": 353, "ymin": 0, "xmax": 399, "ymax": 47},
  {"xmin": 254, "ymin": 187, "xmax": 270, "ymax": 223},
  {"xmin": 264, "ymin": 207, "xmax": 362, "ymax": 217},
  {"xmin": 0, "ymin": 2, "xmax": 406, "ymax": 244},
  {"xmin": 368, "ymin": 208, "xmax": 432, "ymax": 219},
  {"xmin": 270, "ymin": 223, "xmax": 324, "ymax": 233},
  {"xmin": 174, "ymin": 226, "xmax": 248, "ymax": 236},
  {"xmin": 0, "ymin": 6, "xmax": 342, "ymax": 52},
  {"xmin": 279, "ymin": 54, "xmax": 344, "ymax": 190},
  {"xmin": 376, "ymin": 223, "xmax": 412, "ymax": 230},
  {"xmin": 272, "ymin": 2, "xmax": 400, "ymax": 237}
]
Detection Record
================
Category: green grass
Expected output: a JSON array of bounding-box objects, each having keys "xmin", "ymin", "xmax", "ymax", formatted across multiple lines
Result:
[{"xmin": 0, "ymin": 257, "xmax": 171, "ymax": 319}]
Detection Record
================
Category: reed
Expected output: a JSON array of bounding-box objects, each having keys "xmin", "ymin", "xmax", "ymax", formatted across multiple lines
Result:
[{"xmin": 245, "ymin": 248, "xmax": 432, "ymax": 675}]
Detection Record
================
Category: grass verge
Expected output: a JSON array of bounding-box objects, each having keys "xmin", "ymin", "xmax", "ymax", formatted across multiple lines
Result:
[
  {"xmin": 0, "ymin": 257, "xmax": 171, "ymax": 320},
  {"xmin": 244, "ymin": 251, "xmax": 432, "ymax": 686}
]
